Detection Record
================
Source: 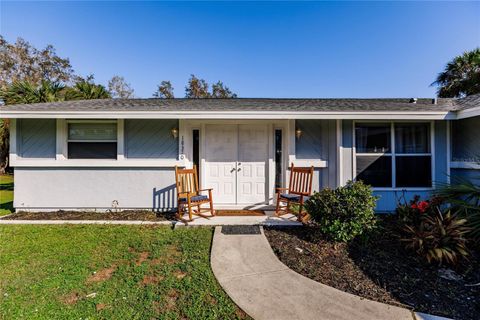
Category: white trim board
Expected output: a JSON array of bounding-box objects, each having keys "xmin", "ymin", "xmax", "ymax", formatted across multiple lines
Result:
[
  {"xmin": 0, "ymin": 110, "xmax": 454, "ymax": 120},
  {"xmin": 450, "ymin": 161, "xmax": 480, "ymax": 169},
  {"xmin": 10, "ymin": 159, "xmax": 185, "ymax": 167},
  {"xmin": 457, "ymin": 106, "xmax": 480, "ymax": 119}
]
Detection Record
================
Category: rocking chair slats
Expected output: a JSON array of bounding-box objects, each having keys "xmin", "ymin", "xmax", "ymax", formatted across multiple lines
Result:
[
  {"xmin": 275, "ymin": 163, "xmax": 314, "ymax": 221},
  {"xmin": 175, "ymin": 165, "xmax": 215, "ymax": 222}
]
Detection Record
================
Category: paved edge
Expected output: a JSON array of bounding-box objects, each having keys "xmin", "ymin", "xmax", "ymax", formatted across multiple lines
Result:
[
  {"xmin": 0, "ymin": 219, "xmax": 174, "ymax": 225},
  {"xmin": 211, "ymin": 226, "xmax": 453, "ymax": 320}
]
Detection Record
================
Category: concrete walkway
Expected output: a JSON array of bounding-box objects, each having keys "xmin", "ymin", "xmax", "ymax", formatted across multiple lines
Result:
[
  {"xmin": 0, "ymin": 211, "xmax": 302, "ymax": 227},
  {"xmin": 211, "ymin": 226, "xmax": 415, "ymax": 320}
]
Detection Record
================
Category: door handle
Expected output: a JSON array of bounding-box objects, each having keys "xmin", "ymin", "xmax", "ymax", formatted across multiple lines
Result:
[
  {"xmin": 238, "ymin": 162, "xmax": 242, "ymax": 166},
  {"xmin": 237, "ymin": 168, "xmax": 242, "ymax": 171}
]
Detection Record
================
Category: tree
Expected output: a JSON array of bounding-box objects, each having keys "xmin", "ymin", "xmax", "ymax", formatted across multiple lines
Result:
[
  {"xmin": 432, "ymin": 48, "xmax": 480, "ymax": 98},
  {"xmin": 0, "ymin": 119, "xmax": 9, "ymax": 174},
  {"xmin": 108, "ymin": 75, "xmax": 134, "ymax": 98},
  {"xmin": 65, "ymin": 75, "xmax": 111, "ymax": 100},
  {"xmin": 153, "ymin": 80, "xmax": 174, "ymax": 98},
  {"xmin": 0, "ymin": 36, "xmax": 75, "ymax": 89},
  {"xmin": 185, "ymin": 74, "xmax": 210, "ymax": 98},
  {"xmin": 211, "ymin": 81, "xmax": 237, "ymax": 98}
]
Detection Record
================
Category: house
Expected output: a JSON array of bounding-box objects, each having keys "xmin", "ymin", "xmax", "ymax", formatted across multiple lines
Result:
[{"xmin": 1, "ymin": 95, "xmax": 479, "ymax": 213}]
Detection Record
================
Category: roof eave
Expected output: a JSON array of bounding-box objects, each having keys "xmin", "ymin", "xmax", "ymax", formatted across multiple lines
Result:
[
  {"xmin": 0, "ymin": 110, "xmax": 455, "ymax": 120},
  {"xmin": 456, "ymin": 106, "xmax": 480, "ymax": 119}
]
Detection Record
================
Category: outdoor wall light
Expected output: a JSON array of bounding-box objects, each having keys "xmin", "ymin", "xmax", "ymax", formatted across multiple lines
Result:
[
  {"xmin": 171, "ymin": 128, "xmax": 179, "ymax": 139},
  {"xmin": 295, "ymin": 128, "xmax": 302, "ymax": 139}
]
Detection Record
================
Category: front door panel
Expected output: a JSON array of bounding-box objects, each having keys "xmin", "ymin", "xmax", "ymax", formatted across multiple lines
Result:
[
  {"xmin": 205, "ymin": 125, "xmax": 237, "ymax": 204},
  {"xmin": 237, "ymin": 125, "xmax": 268, "ymax": 204},
  {"xmin": 205, "ymin": 124, "xmax": 268, "ymax": 205}
]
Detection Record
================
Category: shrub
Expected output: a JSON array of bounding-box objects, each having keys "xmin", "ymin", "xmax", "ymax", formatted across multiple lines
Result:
[
  {"xmin": 305, "ymin": 180, "xmax": 378, "ymax": 242},
  {"xmin": 401, "ymin": 208, "xmax": 469, "ymax": 265},
  {"xmin": 396, "ymin": 194, "xmax": 444, "ymax": 225},
  {"xmin": 435, "ymin": 177, "xmax": 480, "ymax": 243}
]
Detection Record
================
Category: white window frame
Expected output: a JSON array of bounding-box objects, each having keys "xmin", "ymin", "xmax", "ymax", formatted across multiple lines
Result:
[
  {"xmin": 353, "ymin": 120, "xmax": 435, "ymax": 191},
  {"xmin": 66, "ymin": 120, "xmax": 118, "ymax": 160}
]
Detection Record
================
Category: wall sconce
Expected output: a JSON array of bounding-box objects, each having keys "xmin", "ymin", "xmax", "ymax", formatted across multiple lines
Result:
[
  {"xmin": 171, "ymin": 128, "xmax": 179, "ymax": 139},
  {"xmin": 295, "ymin": 128, "xmax": 302, "ymax": 139}
]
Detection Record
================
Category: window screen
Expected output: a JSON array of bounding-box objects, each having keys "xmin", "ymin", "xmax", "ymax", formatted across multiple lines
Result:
[{"xmin": 68, "ymin": 122, "xmax": 117, "ymax": 159}]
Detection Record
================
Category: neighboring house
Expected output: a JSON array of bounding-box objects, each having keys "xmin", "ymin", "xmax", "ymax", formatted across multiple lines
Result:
[{"xmin": 1, "ymin": 95, "xmax": 479, "ymax": 212}]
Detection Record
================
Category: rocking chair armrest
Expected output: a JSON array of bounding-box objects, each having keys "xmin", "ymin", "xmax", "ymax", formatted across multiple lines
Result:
[
  {"xmin": 198, "ymin": 188, "xmax": 213, "ymax": 192},
  {"xmin": 275, "ymin": 188, "xmax": 289, "ymax": 193}
]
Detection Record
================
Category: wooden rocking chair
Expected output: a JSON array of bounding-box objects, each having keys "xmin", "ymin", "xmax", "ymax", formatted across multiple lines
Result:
[
  {"xmin": 175, "ymin": 165, "xmax": 215, "ymax": 222},
  {"xmin": 275, "ymin": 163, "xmax": 314, "ymax": 221}
]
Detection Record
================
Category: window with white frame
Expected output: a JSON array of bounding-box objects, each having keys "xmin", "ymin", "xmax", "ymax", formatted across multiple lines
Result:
[
  {"xmin": 67, "ymin": 121, "xmax": 117, "ymax": 159},
  {"xmin": 355, "ymin": 122, "xmax": 432, "ymax": 188}
]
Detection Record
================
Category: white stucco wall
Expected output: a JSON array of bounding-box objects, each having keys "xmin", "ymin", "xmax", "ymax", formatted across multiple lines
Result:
[{"xmin": 14, "ymin": 168, "xmax": 177, "ymax": 211}]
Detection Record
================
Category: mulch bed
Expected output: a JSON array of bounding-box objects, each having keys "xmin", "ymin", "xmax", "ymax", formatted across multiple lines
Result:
[
  {"xmin": 2, "ymin": 210, "xmax": 175, "ymax": 221},
  {"xmin": 264, "ymin": 217, "xmax": 480, "ymax": 320}
]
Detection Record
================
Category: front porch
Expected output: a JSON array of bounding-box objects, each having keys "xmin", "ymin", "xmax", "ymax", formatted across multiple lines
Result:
[{"xmin": 176, "ymin": 209, "xmax": 302, "ymax": 227}]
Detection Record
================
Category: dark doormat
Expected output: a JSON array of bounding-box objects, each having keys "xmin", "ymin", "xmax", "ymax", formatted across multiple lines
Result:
[
  {"xmin": 215, "ymin": 210, "xmax": 265, "ymax": 216},
  {"xmin": 221, "ymin": 225, "xmax": 261, "ymax": 235}
]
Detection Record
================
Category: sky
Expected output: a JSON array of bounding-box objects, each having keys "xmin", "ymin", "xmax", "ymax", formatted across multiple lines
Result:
[{"xmin": 1, "ymin": 1, "xmax": 479, "ymax": 98}]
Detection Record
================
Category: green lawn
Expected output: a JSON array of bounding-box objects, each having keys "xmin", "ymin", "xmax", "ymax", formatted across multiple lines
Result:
[
  {"xmin": 0, "ymin": 225, "xmax": 249, "ymax": 319},
  {"xmin": 0, "ymin": 174, "xmax": 13, "ymax": 216}
]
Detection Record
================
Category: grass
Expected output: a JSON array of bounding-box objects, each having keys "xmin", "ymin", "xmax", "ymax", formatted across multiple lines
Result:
[
  {"xmin": 0, "ymin": 225, "xmax": 249, "ymax": 319},
  {"xmin": 0, "ymin": 174, "xmax": 13, "ymax": 216}
]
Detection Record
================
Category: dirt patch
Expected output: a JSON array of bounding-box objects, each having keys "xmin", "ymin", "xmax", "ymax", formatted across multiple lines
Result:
[
  {"xmin": 96, "ymin": 303, "xmax": 107, "ymax": 311},
  {"xmin": 87, "ymin": 265, "xmax": 117, "ymax": 283},
  {"xmin": 61, "ymin": 292, "xmax": 81, "ymax": 305},
  {"xmin": 235, "ymin": 308, "xmax": 249, "ymax": 319},
  {"xmin": 141, "ymin": 275, "xmax": 164, "ymax": 285},
  {"xmin": 164, "ymin": 289, "xmax": 179, "ymax": 311},
  {"xmin": 152, "ymin": 301, "xmax": 162, "ymax": 314},
  {"xmin": 150, "ymin": 245, "xmax": 182, "ymax": 266},
  {"xmin": 136, "ymin": 252, "xmax": 149, "ymax": 266},
  {"xmin": 264, "ymin": 217, "xmax": 480, "ymax": 320},
  {"xmin": 2, "ymin": 210, "xmax": 175, "ymax": 221},
  {"xmin": 204, "ymin": 293, "xmax": 217, "ymax": 305},
  {"xmin": 173, "ymin": 270, "xmax": 187, "ymax": 279},
  {"xmin": 150, "ymin": 258, "xmax": 162, "ymax": 265}
]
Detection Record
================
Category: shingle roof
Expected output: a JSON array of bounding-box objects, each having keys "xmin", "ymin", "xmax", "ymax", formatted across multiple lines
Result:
[
  {"xmin": 0, "ymin": 97, "xmax": 463, "ymax": 113},
  {"xmin": 452, "ymin": 93, "xmax": 480, "ymax": 111}
]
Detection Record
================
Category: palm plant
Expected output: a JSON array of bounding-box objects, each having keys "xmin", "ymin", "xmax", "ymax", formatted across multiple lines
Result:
[
  {"xmin": 435, "ymin": 176, "xmax": 480, "ymax": 243},
  {"xmin": 65, "ymin": 80, "xmax": 110, "ymax": 100},
  {"xmin": 0, "ymin": 80, "xmax": 65, "ymax": 104},
  {"xmin": 432, "ymin": 48, "xmax": 480, "ymax": 98},
  {"xmin": 402, "ymin": 209, "xmax": 469, "ymax": 265}
]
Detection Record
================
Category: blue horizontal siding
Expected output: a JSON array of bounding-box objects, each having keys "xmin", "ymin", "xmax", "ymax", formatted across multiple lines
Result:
[{"xmin": 451, "ymin": 168, "xmax": 480, "ymax": 186}]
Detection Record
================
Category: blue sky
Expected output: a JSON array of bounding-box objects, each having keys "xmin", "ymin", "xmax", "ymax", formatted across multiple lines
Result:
[{"xmin": 1, "ymin": 1, "xmax": 479, "ymax": 98}]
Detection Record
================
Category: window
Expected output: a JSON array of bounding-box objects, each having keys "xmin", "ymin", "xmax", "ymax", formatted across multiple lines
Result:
[
  {"xmin": 275, "ymin": 129, "xmax": 283, "ymax": 189},
  {"xmin": 67, "ymin": 122, "xmax": 117, "ymax": 159},
  {"xmin": 192, "ymin": 129, "xmax": 200, "ymax": 168},
  {"xmin": 355, "ymin": 122, "xmax": 432, "ymax": 188}
]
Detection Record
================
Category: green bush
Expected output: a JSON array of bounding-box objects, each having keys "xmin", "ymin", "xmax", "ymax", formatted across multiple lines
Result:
[{"xmin": 305, "ymin": 181, "xmax": 378, "ymax": 242}]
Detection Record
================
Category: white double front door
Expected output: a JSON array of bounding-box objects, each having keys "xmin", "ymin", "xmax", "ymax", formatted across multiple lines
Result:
[{"xmin": 205, "ymin": 124, "xmax": 268, "ymax": 205}]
